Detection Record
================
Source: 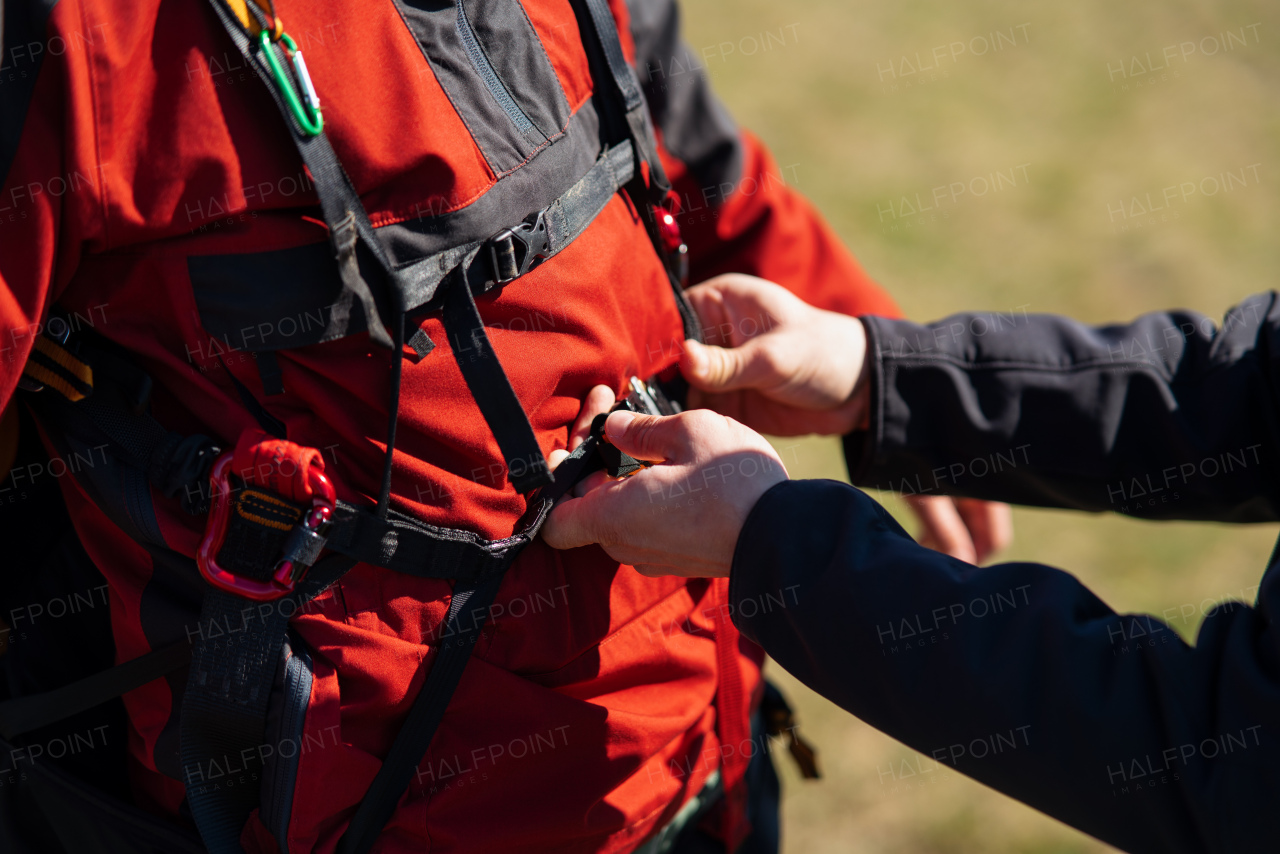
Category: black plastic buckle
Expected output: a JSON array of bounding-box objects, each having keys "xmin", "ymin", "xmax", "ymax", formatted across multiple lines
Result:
[
  {"xmin": 486, "ymin": 211, "xmax": 551, "ymax": 285},
  {"xmin": 585, "ymin": 377, "xmax": 684, "ymax": 479}
]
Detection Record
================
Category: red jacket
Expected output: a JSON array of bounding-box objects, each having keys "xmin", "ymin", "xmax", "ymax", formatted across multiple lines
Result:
[{"xmin": 0, "ymin": 0, "xmax": 899, "ymax": 851}]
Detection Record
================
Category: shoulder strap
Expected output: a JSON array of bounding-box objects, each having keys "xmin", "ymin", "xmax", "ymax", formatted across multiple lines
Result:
[
  {"xmin": 204, "ymin": 0, "xmax": 558, "ymax": 497},
  {"xmin": 571, "ymin": 0, "xmax": 702, "ymax": 343},
  {"xmin": 202, "ymin": 0, "xmax": 400, "ymax": 348},
  {"xmin": 574, "ymin": 0, "xmax": 671, "ymax": 202}
]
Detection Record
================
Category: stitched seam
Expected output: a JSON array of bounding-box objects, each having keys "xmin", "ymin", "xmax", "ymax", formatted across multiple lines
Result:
[
  {"xmin": 386, "ymin": 0, "xmax": 499, "ymax": 187},
  {"xmin": 370, "ymin": 108, "xmax": 590, "ymax": 228},
  {"xmin": 237, "ymin": 491, "xmax": 301, "ymax": 529}
]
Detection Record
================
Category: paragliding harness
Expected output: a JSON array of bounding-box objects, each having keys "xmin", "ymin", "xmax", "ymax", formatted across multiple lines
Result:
[{"xmin": 0, "ymin": 0, "xmax": 775, "ymax": 852}]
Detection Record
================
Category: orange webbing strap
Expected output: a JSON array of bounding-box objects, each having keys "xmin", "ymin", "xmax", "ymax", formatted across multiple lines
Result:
[
  {"xmin": 22, "ymin": 335, "xmax": 93, "ymax": 402},
  {"xmin": 221, "ymin": 0, "xmax": 282, "ymax": 40},
  {"xmin": 712, "ymin": 577, "xmax": 753, "ymax": 851}
]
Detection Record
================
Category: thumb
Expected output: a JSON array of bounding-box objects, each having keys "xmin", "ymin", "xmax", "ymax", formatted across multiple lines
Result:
[
  {"xmin": 681, "ymin": 338, "xmax": 775, "ymax": 393},
  {"xmin": 604, "ymin": 410, "xmax": 688, "ymax": 463}
]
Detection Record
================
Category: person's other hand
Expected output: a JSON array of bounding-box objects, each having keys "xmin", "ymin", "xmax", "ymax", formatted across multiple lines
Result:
[
  {"xmin": 904, "ymin": 494, "xmax": 1014, "ymax": 564},
  {"xmin": 680, "ymin": 274, "xmax": 871, "ymax": 437},
  {"xmin": 679, "ymin": 274, "xmax": 1013, "ymax": 564},
  {"xmin": 541, "ymin": 409, "xmax": 787, "ymax": 577},
  {"xmin": 547, "ymin": 383, "xmax": 617, "ymax": 498}
]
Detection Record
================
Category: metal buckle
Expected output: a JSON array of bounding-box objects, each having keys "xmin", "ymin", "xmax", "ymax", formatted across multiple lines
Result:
[
  {"xmin": 486, "ymin": 211, "xmax": 551, "ymax": 285},
  {"xmin": 196, "ymin": 453, "xmax": 337, "ymax": 601},
  {"xmin": 625, "ymin": 375, "xmax": 681, "ymax": 416}
]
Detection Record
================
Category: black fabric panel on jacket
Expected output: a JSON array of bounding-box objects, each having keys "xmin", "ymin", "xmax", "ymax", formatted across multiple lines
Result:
[
  {"xmin": 188, "ymin": 239, "xmax": 389, "ymax": 352},
  {"xmin": 625, "ymin": 0, "xmax": 743, "ymax": 202},
  {"xmin": 187, "ymin": 108, "xmax": 618, "ymax": 354},
  {"xmin": 395, "ymin": 0, "xmax": 567, "ymax": 175},
  {"xmin": 0, "ymin": 0, "xmax": 58, "ymax": 188},
  {"xmin": 388, "ymin": 98, "xmax": 601, "ymax": 262},
  {"xmin": 462, "ymin": 0, "xmax": 571, "ymax": 139}
]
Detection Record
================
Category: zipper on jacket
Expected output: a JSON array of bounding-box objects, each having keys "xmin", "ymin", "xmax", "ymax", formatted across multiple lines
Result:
[{"xmin": 455, "ymin": 3, "xmax": 540, "ymax": 138}]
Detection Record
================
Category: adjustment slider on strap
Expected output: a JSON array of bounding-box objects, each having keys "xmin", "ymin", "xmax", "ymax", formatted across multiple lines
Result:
[{"xmin": 485, "ymin": 211, "xmax": 551, "ymax": 285}]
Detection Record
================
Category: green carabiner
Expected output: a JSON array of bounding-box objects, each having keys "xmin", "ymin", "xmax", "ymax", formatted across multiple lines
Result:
[{"xmin": 259, "ymin": 29, "xmax": 323, "ymax": 137}]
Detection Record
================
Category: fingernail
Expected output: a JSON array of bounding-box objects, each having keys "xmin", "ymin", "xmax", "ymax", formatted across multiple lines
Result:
[{"xmin": 606, "ymin": 409, "xmax": 636, "ymax": 441}]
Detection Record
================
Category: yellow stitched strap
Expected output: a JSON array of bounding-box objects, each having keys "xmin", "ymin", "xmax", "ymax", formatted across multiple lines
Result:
[
  {"xmin": 33, "ymin": 336, "xmax": 92, "ymax": 385},
  {"xmin": 236, "ymin": 488, "xmax": 303, "ymax": 531},
  {"xmin": 23, "ymin": 336, "xmax": 94, "ymax": 402}
]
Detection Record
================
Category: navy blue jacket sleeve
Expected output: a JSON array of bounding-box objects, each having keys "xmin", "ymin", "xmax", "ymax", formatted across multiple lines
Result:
[
  {"xmin": 731, "ymin": 294, "xmax": 1280, "ymax": 852},
  {"xmin": 731, "ymin": 480, "xmax": 1280, "ymax": 854},
  {"xmin": 847, "ymin": 292, "xmax": 1280, "ymax": 521}
]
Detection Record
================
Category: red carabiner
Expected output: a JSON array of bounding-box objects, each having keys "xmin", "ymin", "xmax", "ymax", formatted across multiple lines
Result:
[{"xmin": 196, "ymin": 452, "xmax": 337, "ymax": 601}]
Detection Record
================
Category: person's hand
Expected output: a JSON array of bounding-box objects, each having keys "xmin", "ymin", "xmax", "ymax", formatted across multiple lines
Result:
[
  {"xmin": 678, "ymin": 273, "xmax": 1012, "ymax": 565},
  {"xmin": 903, "ymin": 494, "xmax": 1013, "ymax": 565},
  {"xmin": 542, "ymin": 409, "xmax": 788, "ymax": 578},
  {"xmin": 547, "ymin": 384, "xmax": 616, "ymax": 498},
  {"xmin": 680, "ymin": 274, "xmax": 872, "ymax": 437}
]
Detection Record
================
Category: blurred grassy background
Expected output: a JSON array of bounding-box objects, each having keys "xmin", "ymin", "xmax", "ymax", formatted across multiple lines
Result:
[{"xmin": 677, "ymin": 0, "xmax": 1280, "ymax": 851}]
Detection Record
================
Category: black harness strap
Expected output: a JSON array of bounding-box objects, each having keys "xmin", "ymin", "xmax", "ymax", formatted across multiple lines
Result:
[
  {"xmin": 576, "ymin": 0, "xmax": 671, "ymax": 201},
  {"xmin": 324, "ymin": 502, "xmax": 534, "ymax": 579},
  {"xmin": 202, "ymin": 1, "xmax": 400, "ymax": 348},
  {"xmin": 572, "ymin": 0, "xmax": 702, "ymax": 344},
  {"xmin": 455, "ymin": 140, "xmax": 637, "ymax": 295},
  {"xmin": 442, "ymin": 262, "xmax": 553, "ymax": 494},
  {"xmin": 334, "ymin": 438, "xmax": 602, "ymax": 854},
  {"xmin": 333, "ymin": 566, "xmax": 507, "ymax": 854},
  {"xmin": 0, "ymin": 641, "xmax": 192, "ymax": 741},
  {"xmin": 179, "ymin": 554, "xmax": 358, "ymax": 854}
]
